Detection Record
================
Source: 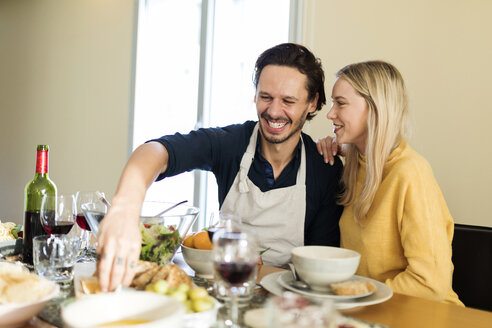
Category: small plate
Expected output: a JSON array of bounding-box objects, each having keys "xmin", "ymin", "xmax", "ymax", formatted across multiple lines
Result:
[
  {"xmin": 277, "ymin": 271, "xmax": 375, "ymax": 300},
  {"xmin": 260, "ymin": 271, "xmax": 393, "ymax": 310}
]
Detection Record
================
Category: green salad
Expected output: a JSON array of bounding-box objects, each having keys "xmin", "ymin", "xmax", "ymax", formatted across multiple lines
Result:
[{"xmin": 140, "ymin": 223, "xmax": 181, "ymax": 265}]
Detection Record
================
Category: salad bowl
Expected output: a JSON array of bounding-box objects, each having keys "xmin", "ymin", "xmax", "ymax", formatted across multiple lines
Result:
[
  {"xmin": 81, "ymin": 200, "xmax": 199, "ymax": 265},
  {"xmin": 139, "ymin": 201, "xmax": 199, "ymax": 265}
]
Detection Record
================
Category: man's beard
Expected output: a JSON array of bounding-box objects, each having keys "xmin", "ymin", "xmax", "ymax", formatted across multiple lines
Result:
[{"xmin": 259, "ymin": 108, "xmax": 309, "ymax": 144}]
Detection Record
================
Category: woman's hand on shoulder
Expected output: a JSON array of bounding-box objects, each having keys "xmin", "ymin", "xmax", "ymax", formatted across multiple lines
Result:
[{"xmin": 316, "ymin": 135, "xmax": 343, "ymax": 165}]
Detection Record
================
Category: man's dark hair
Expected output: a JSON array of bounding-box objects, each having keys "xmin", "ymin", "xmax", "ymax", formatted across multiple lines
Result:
[{"xmin": 253, "ymin": 43, "xmax": 326, "ymax": 120}]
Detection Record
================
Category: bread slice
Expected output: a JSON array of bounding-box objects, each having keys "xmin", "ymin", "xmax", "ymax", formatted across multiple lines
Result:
[{"xmin": 330, "ymin": 280, "xmax": 377, "ymax": 296}]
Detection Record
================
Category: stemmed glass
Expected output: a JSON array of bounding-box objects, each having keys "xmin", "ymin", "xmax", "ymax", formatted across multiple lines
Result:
[
  {"xmin": 80, "ymin": 197, "xmax": 109, "ymax": 238},
  {"xmin": 40, "ymin": 194, "xmax": 75, "ymax": 236},
  {"xmin": 208, "ymin": 211, "xmax": 241, "ymax": 241},
  {"xmin": 75, "ymin": 191, "xmax": 104, "ymax": 262},
  {"xmin": 212, "ymin": 226, "xmax": 259, "ymax": 327}
]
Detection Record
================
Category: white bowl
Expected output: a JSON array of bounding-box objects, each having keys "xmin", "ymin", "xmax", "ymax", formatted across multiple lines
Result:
[
  {"xmin": 291, "ymin": 246, "xmax": 360, "ymax": 292},
  {"xmin": 0, "ymin": 278, "xmax": 59, "ymax": 328},
  {"xmin": 181, "ymin": 245, "xmax": 214, "ymax": 279},
  {"xmin": 62, "ymin": 290, "xmax": 185, "ymax": 327}
]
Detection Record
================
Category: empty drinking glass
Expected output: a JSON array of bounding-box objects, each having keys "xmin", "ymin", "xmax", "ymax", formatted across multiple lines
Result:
[{"xmin": 33, "ymin": 234, "xmax": 81, "ymax": 292}]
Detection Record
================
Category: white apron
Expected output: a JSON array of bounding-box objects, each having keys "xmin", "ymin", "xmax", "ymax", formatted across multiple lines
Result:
[{"xmin": 221, "ymin": 123, "xmax": 306, "ymax": 267}]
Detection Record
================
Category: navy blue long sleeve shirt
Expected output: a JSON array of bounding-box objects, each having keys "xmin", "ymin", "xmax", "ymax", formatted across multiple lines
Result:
[{"xmin": 150, "ymin": 121, "xmax": 343, "ymax": 246}]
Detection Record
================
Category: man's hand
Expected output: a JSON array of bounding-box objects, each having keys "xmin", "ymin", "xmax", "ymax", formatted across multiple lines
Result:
[
  {"xmin": 96, "ymin": 203, "xmax": 142, "ymax": 292},
  {"xmin": 316, "ymin": 135, "xmax": 342, "ymax": 165}
]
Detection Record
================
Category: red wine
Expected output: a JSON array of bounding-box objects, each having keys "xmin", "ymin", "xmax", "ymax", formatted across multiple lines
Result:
[
  {"xmin": 76, "ymin": 213, "xmax": 91, "ymax": 231},
  {"xmin": 215, "ymin": 261, "xmax": 256, "ymax": 286},
  {"xmin": 23, "ymin": 211, "xmax": 46, "ymax": 264},
  {"xmin": 42, "ymin": 221, "xmax": 74, "ymax": 235},
  {"xmin": 82, "ymin": 211, "xmax": 105, "ymax": 236}
]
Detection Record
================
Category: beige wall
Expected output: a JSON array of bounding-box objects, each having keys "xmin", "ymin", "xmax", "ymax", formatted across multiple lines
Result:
[
  {"xmin": 0, "ymin": 0, "xmax": 137, "ymax": 223},
  {"xmin": 1, "ymin": 0, "xmax": 490, "ymax": 228},
  {"xmin": 302, "ymin": 0, "xmax": 492, "ymax": 227}
]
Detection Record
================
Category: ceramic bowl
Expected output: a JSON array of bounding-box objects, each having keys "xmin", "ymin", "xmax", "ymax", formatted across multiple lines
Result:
[
  {"xmin": 181, "ymin": 245, "xmax": 214, "ymax": 279},
  {"xmin": 62, "ymin": 290, "xmax": 185, "ymax": 327},
  {"xmin": 0, "ymin": 262, "xmax": 59, "ymax": 328},
  {"xmin": 291, "ymin": 246, "xmax": 360, "ymax": 292}
]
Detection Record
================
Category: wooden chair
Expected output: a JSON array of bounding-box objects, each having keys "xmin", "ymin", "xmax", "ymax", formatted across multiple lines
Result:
[{"xmin": 451, "ymin": 223, "xmax": 492, "ymax": 311}]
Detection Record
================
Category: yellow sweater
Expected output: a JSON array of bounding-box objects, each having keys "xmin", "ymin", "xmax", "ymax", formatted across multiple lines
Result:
[{"xmin": 340, "ymin": 140, "xmax": 462, "ymax": 305}]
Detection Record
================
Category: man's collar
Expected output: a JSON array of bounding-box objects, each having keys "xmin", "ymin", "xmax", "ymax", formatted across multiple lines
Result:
[{"xmin": 255, "ymin": 135, "xmax": 302, "ymax": 162}]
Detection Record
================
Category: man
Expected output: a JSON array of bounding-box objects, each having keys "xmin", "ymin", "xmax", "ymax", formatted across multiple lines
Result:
[{"xmin": 97, "ymin": 43, "xmax": 343, "ymax": 291}]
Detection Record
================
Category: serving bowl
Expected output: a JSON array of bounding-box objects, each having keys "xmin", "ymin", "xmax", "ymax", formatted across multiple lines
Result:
[
  {"xmin": 0, "ymin": 263, "xmax": 59, "ymax": 328},
  {"xmin": 81, "ymin": 200, "xmax": 199, "ymax": 265},
  {"xmin": 62, "ymin": 290, "xmax": 185, "ymax": 327},
  {"xmin": 181, "ymin": 245, "xmax": 214, "ymax": 279},
  {"xmin": 291, "ymin": 246, "xmax": 360, "ymax": 292},
  {"xmin": 139, "ymin": 201, "xmax": 199, "ymax": 265}
]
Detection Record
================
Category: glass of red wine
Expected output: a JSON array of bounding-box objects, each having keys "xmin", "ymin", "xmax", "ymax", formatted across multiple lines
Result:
[
  {"xmin": 80, "ymin": 197, "xmax": 108, "ymax": 238},
  {"xmin": 40, "ymin": 194, "xmax": 76, "ymax": 236},
  {"xmin": 75, "ymin": 191, "xmax": 105, "ymax": 262},
  {"xmin": 212, "ymin": 226, "xmax": 259, "ymax": 327}
]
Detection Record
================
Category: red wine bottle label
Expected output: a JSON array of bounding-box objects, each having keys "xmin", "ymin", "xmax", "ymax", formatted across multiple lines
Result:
[{"xmin": 36, "ymin": 150, "xmax": 48, "ymax": 173}]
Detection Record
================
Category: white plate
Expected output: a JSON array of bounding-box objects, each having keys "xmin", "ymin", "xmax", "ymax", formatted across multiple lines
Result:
[
  {"xmin": 73, "ymin": 261, "xmax": 97, "ymax": 298},
  {"xmin": 277, "ymin": 271, "xmax": 374, "ymax": 300},
  {"xmin": 260, "ymin": 271, "xmax": 393, "ymax": 310}
]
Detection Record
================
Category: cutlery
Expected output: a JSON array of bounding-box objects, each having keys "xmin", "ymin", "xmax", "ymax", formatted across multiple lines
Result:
[
  {"xmin": 288, "ymin": 263, "xmax": 310, "ymax": 290},
  {"xmin": 96, "ymin": 191, "xmax": 111, "ymax": 208},
  {"xmin": 153, "ymin": 200, "xmax": 188, "ymax": 217}
]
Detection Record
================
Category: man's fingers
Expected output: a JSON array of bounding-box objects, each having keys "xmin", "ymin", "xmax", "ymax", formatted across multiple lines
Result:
[
  {"xmin": 97, "ymin": 244, "xmax": 115, "ymax": 292},
  {"xmin": 122, "ymin": 249, "xmax": 140, "ymax": 287},
  {"xmin": 109, "ymin": 254, "xmax": 127, "ymax": 291}
]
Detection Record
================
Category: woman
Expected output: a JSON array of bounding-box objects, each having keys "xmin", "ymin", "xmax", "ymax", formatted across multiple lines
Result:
[{"xmin": 318, "ymin": 61, "xmax": 462, "ymax": 305}]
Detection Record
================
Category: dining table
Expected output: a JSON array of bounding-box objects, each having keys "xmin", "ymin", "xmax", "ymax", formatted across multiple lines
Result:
[{"xmin": 17, "ymin": 253, "xmax": 492, "ymax": 328}]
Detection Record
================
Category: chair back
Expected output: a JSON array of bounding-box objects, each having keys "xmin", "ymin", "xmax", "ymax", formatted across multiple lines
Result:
[{"xmin": 452, "ymin": 223, "xmax": 492, "ymax": 311}]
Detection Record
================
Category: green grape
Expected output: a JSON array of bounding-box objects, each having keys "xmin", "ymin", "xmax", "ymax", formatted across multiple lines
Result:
[
  {"xmin": 153, "ymin": 280, "xmax": 169, "ymax": 294},
  {"xmin": 184, "ymin": 300, "xmax": 193, "ymax": 313},
  {"xmin": 169, "ymin": 291, "xmax": 188, "ymax": 303},
  {"xmin": 189, "ymin": 287, "xmax": 209, "ymax": 301},
  {"xmin": 176, "ymin": 283, "xmax": 191, "ymax": 294},
  {"xmin": 192, "ymin": 298, "xmax": 214, "ymax": 313}
]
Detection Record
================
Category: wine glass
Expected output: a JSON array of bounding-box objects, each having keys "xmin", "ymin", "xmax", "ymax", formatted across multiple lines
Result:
[
  {"xmin": 40, "ymin": 194, "xmax": 76, "ymax": 236},
  {"xmin": 208, "ymin": 211, "xmax": 241, "ymax": 241},
  {"xmin": 212, "ymin": 227, "xmax": 259, "ymax": 327},
  {"xmin": 75, "ymin": 191, "xmax": 105, "ymax": 262},
  {"xmin": 80, "ymin": 197, "xmax": 109, "ymax": 238}
]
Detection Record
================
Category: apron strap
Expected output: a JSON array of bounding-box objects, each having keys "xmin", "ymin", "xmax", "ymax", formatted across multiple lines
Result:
[{"xmin": 238, "ymin": 124, "xmax": 259, "ymax": 193}]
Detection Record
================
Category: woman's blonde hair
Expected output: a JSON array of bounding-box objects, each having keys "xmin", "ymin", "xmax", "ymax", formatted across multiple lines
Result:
[{"xmin": 337, "ymin": 61, "xmax": 409, "ymax": 222}]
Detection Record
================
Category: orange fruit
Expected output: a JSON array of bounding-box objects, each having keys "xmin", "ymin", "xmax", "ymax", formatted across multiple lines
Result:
[
  {"xmin": 192, "ymin": 231, "xmax": 213, "ymax": 250},
  {"xmin": 183, "ymin": 233, "xmax": 195, "ymax": 248}
]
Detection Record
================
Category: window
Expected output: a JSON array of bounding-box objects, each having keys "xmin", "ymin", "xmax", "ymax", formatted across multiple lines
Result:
[{"xmin": 133, "ymin": 0, "xmax": 296, "ymax": 227}]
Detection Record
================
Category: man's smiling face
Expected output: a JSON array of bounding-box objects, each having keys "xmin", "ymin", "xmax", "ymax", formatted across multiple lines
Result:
[{"xmin": 255, "ymin": 65, "xmax": 317, "ymax": 145}]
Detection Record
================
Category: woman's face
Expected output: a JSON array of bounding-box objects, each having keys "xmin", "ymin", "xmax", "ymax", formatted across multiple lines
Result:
[{"xmin": 327, "ymin": 78, "xmax": 369, "ymax": 154}]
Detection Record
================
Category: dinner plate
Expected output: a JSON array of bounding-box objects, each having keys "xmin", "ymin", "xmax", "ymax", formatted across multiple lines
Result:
[
  {"xmin": 260, "ymin": 271, "xmax": 393, "ymax": 310},
  {"xmin": 277, "ymin": 271, "xmax": 375, "ymax": 300},
  {"xmin": 0, "ymin": 239, "xmax": 23, "ymax": 256}
]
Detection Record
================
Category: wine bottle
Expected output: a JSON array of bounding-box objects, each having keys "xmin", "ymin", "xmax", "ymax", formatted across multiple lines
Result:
[{"xmin": 23, "ymin": 145, "xmax": 57, "ymax": 265}]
